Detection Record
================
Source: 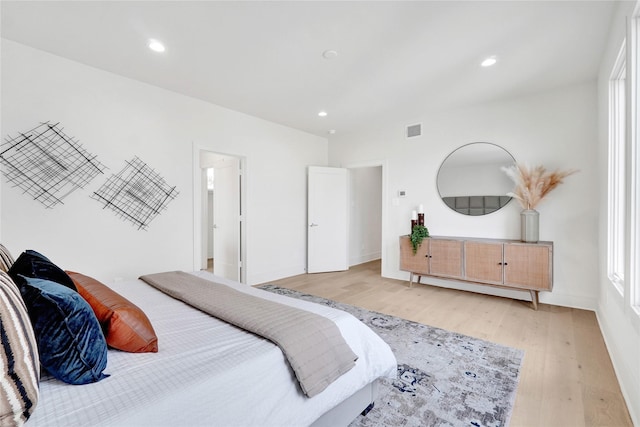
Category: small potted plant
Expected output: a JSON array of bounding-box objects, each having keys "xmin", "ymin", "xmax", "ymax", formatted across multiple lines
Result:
[{"xmin": 410, "ymin": 224, "xmax": 429, "ymax": 254}]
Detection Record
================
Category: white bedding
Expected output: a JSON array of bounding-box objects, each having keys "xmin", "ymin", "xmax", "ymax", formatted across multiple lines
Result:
[{"xmin": 27, "ymin": 271, "xmax": 397, "ymax": 427}]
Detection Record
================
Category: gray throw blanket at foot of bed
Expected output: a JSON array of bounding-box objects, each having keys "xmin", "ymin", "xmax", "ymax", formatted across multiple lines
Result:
[{"xmin": 139, "ymin": 271, "xmax": 357, "ymax": 397}]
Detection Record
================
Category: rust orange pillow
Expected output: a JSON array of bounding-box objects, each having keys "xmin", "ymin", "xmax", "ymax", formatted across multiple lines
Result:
[{"xmin": 65, "ymin": 271, "xmax": 158, "ymax": 353}]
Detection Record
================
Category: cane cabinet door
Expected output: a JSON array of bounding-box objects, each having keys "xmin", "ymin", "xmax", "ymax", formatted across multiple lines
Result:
[
  {"xmin": 504, "ymin": 243, "xmax": 552, "ymax": 291},
  {"xmin": 399, "ymin": 236, "xmax": 429, "ymax": 275},
  {"xmin": 428, "ymin": 239, "xmax": 463, "ymax": 279},
  {"xmin": 464, "ymin": 241, "xmax": 504, "ymax": 285}
]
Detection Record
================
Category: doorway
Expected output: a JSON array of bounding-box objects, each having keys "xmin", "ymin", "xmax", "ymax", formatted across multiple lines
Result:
[
  {"xmin": 196, "ymin": 149, "xmax": 245, "ymax": 283},
  {"xmin": 348, "ymin": 165, "xmax": 383, "ymax": 272},
  {"xmin": 206, "ymin": 168, "xmax": 214, "ymax": 271}
]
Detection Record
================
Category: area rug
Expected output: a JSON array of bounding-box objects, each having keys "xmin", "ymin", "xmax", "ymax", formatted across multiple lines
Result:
[{"xmin": 258, "ymin": 285, "xmax": 524, "ymax": 427}]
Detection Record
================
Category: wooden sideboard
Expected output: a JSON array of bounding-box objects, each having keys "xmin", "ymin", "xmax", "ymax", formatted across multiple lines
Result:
[{"xmin": 399, "ymin": 235, "xmax": 553, "ymax": 309}]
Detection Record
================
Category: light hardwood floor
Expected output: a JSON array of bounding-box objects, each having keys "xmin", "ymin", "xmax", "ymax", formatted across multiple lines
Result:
[{"xmin": 266, "ymin": 260, "xmax": 633, "ymax": 427}]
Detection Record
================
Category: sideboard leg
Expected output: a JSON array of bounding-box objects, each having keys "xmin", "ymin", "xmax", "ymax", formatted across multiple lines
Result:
[
  {"xmin": 409, "ymin": 272, "xmax": 414, "ymax": 288},
  {"xmin": 529, "ymin": 290, "xmax": 539, "ymax": 310}
]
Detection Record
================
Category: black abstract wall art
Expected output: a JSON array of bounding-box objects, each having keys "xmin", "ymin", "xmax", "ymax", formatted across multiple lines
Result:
[
  {"xmin": 0, "ymin": 121, "xmax": 106, "ymax": 208},
  {"xmin": 91, "ymin": 156, "xmax": 178, "ymax": 230}
]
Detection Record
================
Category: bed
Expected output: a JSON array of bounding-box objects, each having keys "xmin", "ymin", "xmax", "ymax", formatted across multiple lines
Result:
[{"xmin": 4, "ymin": 262, "xmax": 397, "ymax": 427}]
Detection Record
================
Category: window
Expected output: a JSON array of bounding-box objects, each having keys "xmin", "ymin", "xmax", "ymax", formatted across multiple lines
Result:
[
  {"xmin": 607, "ymin": 42, "xmax": 626, "ymax": 296},
  {"xmin": 631, "ymin": 8, "xmax": 640, "ymax": 312}
]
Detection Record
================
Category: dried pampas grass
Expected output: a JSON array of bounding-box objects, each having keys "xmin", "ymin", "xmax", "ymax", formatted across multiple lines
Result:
[{"xmin": 501, "ymin": 163, "xmax": 577, "ymax": 210}]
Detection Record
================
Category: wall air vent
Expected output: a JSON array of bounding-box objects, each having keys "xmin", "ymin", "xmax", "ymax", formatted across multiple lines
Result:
[{"xmin": 406, "ymin": 123, "xmax": 422, "ymax": 138}]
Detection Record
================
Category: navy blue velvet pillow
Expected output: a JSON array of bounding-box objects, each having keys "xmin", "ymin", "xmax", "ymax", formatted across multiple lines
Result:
[
  {"xmin": 18, "ymin": 275, "xmax": 109, "ymax": 385},
  {"xmin": 8, "ymin": 250, "xmax": 76, "ymax": 291}
]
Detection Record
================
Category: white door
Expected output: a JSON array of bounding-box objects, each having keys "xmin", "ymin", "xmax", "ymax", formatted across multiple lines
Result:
[
  {"xmin": 213, "ymin": 157, "xmax": 240, "ymax": 280},
  {"xmin": 307, "ymin": 166, "xmax": 349, "ymax": 273}
]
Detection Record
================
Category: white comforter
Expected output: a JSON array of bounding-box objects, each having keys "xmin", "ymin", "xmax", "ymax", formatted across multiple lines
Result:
[{"xmin": 27, "ymin": 271, "xmax": 397, "ymax": 427}]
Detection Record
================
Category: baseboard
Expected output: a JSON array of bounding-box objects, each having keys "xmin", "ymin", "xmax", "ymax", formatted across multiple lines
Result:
[
  {"xmin": 541, "ymin": 291, "xmax": 597, "ymax": 311},
  {"xmin": 389, "ymin": 271, "xmax": 597, "ymax": 310},
  {"xmin": 248, "ymin": 266, "xmax": 306, "ymax": 286},
  {"xmin": 350, "ymin": 252, "xmax": 381, "ymax": 267},
  {"xmin": 596, "ymin": 305, "xmax": 640, "ymax": 426}
]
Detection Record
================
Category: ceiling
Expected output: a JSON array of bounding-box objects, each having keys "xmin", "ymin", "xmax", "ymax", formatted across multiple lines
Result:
[{"xmin": 1, "ymin": 1, "xmax": 619, "ymax": 137}]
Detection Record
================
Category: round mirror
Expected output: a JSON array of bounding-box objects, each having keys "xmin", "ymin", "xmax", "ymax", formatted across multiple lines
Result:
[{"xmin": 437, "ymin": 142, "xmax": 515, "ymax": 216}]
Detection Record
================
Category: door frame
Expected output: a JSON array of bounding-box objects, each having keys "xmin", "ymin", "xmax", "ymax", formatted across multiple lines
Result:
[
  {"xmin": 343, "ymin": 159, "xmax": 387, "ymax": 276},
  {"xmin": 192, "ymin": 143, "xmax": 247, "ymax": 284}
]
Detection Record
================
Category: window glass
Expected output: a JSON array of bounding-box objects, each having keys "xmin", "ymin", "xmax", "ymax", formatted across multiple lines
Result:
[{"xmin": 607, "ymin": 42, "xmax": 626, "ymax": 296}]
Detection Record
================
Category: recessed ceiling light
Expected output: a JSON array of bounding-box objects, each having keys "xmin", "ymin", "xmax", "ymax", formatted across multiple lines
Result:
[
  {"xmin": 481, "ymin": 56, "xmax": 497, "ymax": 67},
  {"xmin": 322, "ymin": 50, "xmax": 338, "ymax": 60},
  {"xmin": 318, "ymin": 111, "xmax": 328, "ymax": 117},
  {"xmin": 328, "ymin": 129, "xmax": 336, "ymax": 135},
  {"xmin": 148, "ymin": 39, "xmax": 166, "ymax": 53}
]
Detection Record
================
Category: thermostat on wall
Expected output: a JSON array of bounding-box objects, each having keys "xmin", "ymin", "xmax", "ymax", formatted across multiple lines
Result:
[{"xmin": 398, "ymin": 190, "xmax": 406, "ymax": 197}]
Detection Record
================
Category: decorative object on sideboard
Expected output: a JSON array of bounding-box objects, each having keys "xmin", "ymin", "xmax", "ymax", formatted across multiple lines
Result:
[
  {"xmin": 91, "ymin": 156, "xmax": 178, "ymax": 230},
  {"xmin": 502, "ymin": 163, "xmax": 577, "ymax": 243},
  {"xmin": 410, "ymin": 210, "xmax": 417, "ymax": 234},
  {"xmin": 410, "ymin": 224, "xmax": 430, "ymax": 254},
  {"xmin": 0, "ymin": 121, "xmax": 106, "ymax": 208},
  {"xmin": 520, "ymin": 208, "xmax": 539, "ymax": 243},
  {"xmin": 409, "ymin": 204, "xmax": 430, "ymax": 254},
  {"xmin": 410, "ymin": 204, "xmax": 425, "ymax": 233}
]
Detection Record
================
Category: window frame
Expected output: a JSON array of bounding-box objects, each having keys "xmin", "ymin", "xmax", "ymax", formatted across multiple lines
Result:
[
  {"xmin": 630, "ymin": 5, "xmax": 640, "ymax": 314},
  {"xmin": 608, "ymin": 41, "xmax": 627, "ymax": 296}
]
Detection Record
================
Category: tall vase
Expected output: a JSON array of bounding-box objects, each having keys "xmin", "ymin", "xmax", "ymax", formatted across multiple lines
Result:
[{"xmin": 521, "ymin": 209, "xmax": 539, "ymax": 243}]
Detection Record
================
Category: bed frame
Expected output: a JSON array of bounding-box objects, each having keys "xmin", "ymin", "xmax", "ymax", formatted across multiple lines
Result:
[{"xmin": 312, "ymin": 381, "xmax": 379, "ymax": 427}]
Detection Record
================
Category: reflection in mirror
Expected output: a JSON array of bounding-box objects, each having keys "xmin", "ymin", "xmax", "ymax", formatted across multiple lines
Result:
[{"xmin": 437, "ymin": 142, "xmax": 515, "ymax": 216}]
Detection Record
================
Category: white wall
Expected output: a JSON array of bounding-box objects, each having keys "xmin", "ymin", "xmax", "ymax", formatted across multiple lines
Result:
[
  {"xmin": 349, "ymin": 166, "xmax": 382, "ymax": 266},
  {"xmin": 0, "ymin": 40, "xmax": 327, "ymax": 285},
  {"xmin": 596, "ymin": 1, "xmax": 640, "ymax": 424},
  {"xmin": 329, "ymin": 82, "xmax": 599, "ymax": 310}
]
